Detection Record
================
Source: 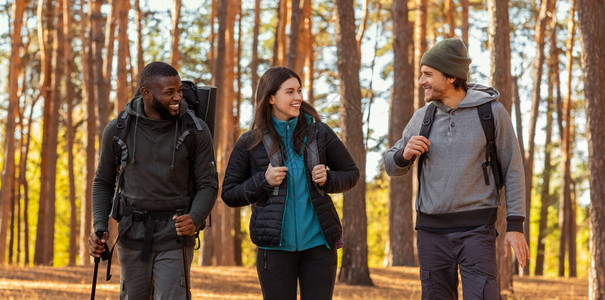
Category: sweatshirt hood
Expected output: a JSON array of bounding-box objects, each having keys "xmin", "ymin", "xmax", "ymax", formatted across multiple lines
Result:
[
  {"xmin": 123, "ymin": 96, "xmax": 190, "ymax": 169},
  {"xmin": 433, "ymin": 83, "xmax": 500, "ymax": 111},
  {"xmin": 456, "ymin": 83, "xmax": 499, "ymax": 108}
]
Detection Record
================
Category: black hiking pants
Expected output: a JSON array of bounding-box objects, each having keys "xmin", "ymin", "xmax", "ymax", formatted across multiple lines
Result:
[
  {"xmin": 256, "ymin": 245, "xmax": 337, "ymax": 300},
  {"xmin": 417, "ymin": 225, "xmax": 499, "ymax": 300}
]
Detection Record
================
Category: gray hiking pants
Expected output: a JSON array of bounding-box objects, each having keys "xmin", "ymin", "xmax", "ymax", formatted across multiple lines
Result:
[
  {"xmin": 117, "ymin": 243, "xmax": 194, "ymax": 299},
  {"xmin": 417, "ymin": 225, "xmax": 499, "ymax": 300}
]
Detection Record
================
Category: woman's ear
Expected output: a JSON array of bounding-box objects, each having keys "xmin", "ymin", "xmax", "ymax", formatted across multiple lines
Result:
[{"xmin": 268, "ymin": 95, "xmax": 275, "ymax": 105}]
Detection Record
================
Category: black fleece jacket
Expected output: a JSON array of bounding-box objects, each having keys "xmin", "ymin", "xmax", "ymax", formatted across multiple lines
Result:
[
  {"xmin": 221, "ymin": 121, "xmax": 359, "ymax": 248},
  {"xmin": 92, "ymin": 97, "xmax": 218, "ymax": 252}
]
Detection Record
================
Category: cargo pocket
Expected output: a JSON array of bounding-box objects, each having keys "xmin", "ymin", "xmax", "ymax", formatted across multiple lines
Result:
[
  {"xmin": 419, "ymin": 268, "xmax": 431, "ymax": 300},
  {"xmin": 464, "ymin": 274, "xmax": 489, "ymax": 300}
]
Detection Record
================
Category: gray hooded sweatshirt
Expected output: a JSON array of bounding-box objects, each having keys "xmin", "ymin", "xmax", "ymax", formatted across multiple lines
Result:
[
  {"xmin": 92, "ymin": 97, "xmax": 218, "ymax": 252},
  {"xmin": 384, "ymin": 83, "xmax": 525, "ymax": 232}
]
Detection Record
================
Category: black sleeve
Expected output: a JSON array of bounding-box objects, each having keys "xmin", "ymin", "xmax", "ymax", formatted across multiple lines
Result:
[
  {"xmin": 92, "ymin": 120, "xmax": 119, "ymax": 233},
  {"xmin": 318, "ymin": 123, "xmax": 360, "ymax": 194},
  {"xmin": 221, "ymin": 134, "xmax": 273, "ymax": 207},
  {"xmin": 188, "ymin": 122, "xmax": 218, "ymax": 228}
]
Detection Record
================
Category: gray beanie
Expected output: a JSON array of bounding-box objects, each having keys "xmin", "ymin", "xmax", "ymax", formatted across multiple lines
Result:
[{"xmin": 420, "ymin": 38, "xmax": 471, "ymax": 80}]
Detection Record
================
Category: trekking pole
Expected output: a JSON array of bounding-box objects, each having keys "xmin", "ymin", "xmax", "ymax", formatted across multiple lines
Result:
[
  {"xmin": 177, "ymin": 210, "xmax": 192, "ymax": 300},
  {"xmin": 91, "ymin": 231, "xmax": 110, "ymax": 300}
]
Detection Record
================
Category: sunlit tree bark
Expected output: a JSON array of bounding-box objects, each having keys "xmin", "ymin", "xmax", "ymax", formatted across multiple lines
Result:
[
  {"xmin": 576, "ymin": 0, "xmax": 605, "ymax": 298},
  {"xmin": 170, "ymin": 0, "xmax": 182, "ymax": 69},
  {"xmin": 525, "ymin": 0, "xmax": 552, "ymax": 276},
  {"xmin": 388, "ymin": 0, "xmax": 415, "ymax": 267},
  {"xmin": 334, "ymin": 0, "xmax": 373, "ymax": 286},
  {"xmin": 0, "ymin": 0, "xmax": 26, "ymax": 265}
]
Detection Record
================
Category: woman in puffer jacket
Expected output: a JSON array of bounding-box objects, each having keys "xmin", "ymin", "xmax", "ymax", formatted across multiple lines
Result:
[{"xmin": 221, "ymin": 66, "xmax": 359, "ymax": 300}]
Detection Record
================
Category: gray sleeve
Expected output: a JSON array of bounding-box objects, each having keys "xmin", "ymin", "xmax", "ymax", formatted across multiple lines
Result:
[
  {"xmin": 384, "ymin": 109, "xmax": 423, "ymax": 176},
  {"xmin": 494, "ymin": 103, "xmax": 526, "ymax": 221}
]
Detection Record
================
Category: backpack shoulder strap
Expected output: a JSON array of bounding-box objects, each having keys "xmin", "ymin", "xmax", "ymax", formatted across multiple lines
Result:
[
  {"xmin": 419, "ymin": 103, "xmax": 437, "ymax": 139},
  {"xmin": 416, "ymin": 103, "xmax": 437, "ymax": 212},
  {"xmin": 417, "ymin": 103, "xmax": 437, "ymax": 177},
  {"xmin": 262, "ymin": 134, "xmax": 282, "ymax": 196},
  {"xmin": 477, "ymin": 102, "xmax": 504, "ymax": 190},
  {"xmin": 305, "ymin": 128, "xmax": 325, "ymax": 197}
]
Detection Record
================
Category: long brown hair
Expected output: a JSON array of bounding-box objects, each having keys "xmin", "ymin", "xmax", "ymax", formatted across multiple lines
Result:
[{"xmin": 247, "ymin": 67, "xmax": 320, "ymax": 158}]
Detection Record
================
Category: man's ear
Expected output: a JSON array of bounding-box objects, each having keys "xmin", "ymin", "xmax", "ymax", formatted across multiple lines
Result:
[
  {"xmin": 447, "ymin": 77, "xmax": 456, "ymax": 84},
  {"xmin": 140, "ymin": 87, "xmax": 151, "ymax": 99}
]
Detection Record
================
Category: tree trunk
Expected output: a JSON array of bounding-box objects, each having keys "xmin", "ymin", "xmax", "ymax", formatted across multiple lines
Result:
[
  {"xmin": 21, "ymin": 93, "xmax": 38, "ymax": 265},
  {"xmin": 487, "ymin": 0, "xmax": 516, "ymax": 295},
  {"xmin": 414, "ymin": 0, "xmax": 427, "ymax": 110},
  {"xmin": 208, "ymin": 0, "xmax": 236, "ymax": 266},
  {"xmin": 563, "ymin": 0, "xmax": 577, "ymax": 278},
  {"xmin": 61, "ymin": 0, "xmax": 78, "ymax": 267},
  {"xmin": 0, "ymin": 0, "xmax": 26, "ymax": 265},
  {"xmin": 445, "ymin": 0, "xmax": 456, "ymax": 38},
  {"xmin": 233, "ymin": 0, "xmax": 243, "ymax": 266},
  {"xmin": 250, "ymin": 0, "xmax": 261, "ymax": 101},
  {"xmin": 134, "ymin": 0, "xmax": 144, "ymax": 84},
  {"xmin": 208, "ymin": 0, "xmax": 217, "ymax": 74},
  {"xmin": 302, "ymin": 0, "xmax": 314, "ymax": 103},
  {"xmin": 116, "ymin": 0, "xmax": 130, "ymax": 112},
  {"xmin": 170, "ymin": 0, "xmax": 182, "ymax": 69},
  {"xmin": 80, "ymin": 0, "xmax": 99, "ymax": 266},
  {"xmin": 102, "ymin": 0, "xmax": 117, "ymax": 116},
  {"xmin": 272, "ymin": 0, "xmax": 288, "ymax": 66},
  {"xmin": 33, "ymin": 0, "xmax": 53, "ymax": 266},
  {"xmin": 356, "ymin": 0, "xmax": 370, "ymax": 64},
  {"xmin": 460, "ymin": 0, "xmax": 469, "ymax": 46},
  {"xmin": 286, "ymin": 0, "xmax": 302, "ymax": 70},
  {"xmin": 576, "ymin": 0, "xmax": 605, "ymax": 298},
  {"xmin": 534, "ymin": 79, "xmax": 555, "ymax": 276},
  {"xmin": 333, "ymin": 0, "xmax": 373, "ymax": 286},
  {"xmin": 388, "ymin": 0, "xmax": 415, "ymax": 267},
  {"xmin": 525, "ymin": 0, "xmax": 552, "ymax": 276},
  {"xmin": 93, "ymin": 0, "xmax": 107, "ymax": 144}
]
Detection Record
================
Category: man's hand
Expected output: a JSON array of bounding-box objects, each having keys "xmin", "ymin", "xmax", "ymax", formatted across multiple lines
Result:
[
  {"xmin": 88, "ymin": 231, "xmax": 109, "ymax": 258},
  {"xmin": 403, "ymin": 136, "xmax": 430, "ymax": 160},
  {"xmin": 504, "ymin": 231, "xmax": 529, "ymax": 268},
  {"xmin": 312, "ymin": 164, "xmax": 327, "ymax": 187},
  {"xmin": 265, "ymin": 163, "xmax": 288, "ymax": 186},
  {"xmin": 173, "ymin": 214, "xmax": 197, "ymax": 236}
]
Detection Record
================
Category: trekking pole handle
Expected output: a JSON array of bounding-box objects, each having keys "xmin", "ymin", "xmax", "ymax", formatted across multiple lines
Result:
[{"xmin": 95, "ymin": 231, "xmax": 111, "ymax": 261}]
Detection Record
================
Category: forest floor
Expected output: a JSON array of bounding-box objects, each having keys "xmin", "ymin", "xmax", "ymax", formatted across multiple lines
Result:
[{"xmin": 0, "ymin": 265, "xmax": 588, "ymax": 299}]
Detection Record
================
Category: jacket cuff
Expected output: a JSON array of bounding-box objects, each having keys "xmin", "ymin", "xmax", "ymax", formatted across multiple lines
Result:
[
  {"xmin": 257, "ymin": 171, "xmax": 273, "ymax": 191},
  {"xmin": 393, "ymin": 148, "xmax": 414, "ymax": 168},
  {"xmin": 506, "ymin": 216, "xmax": 525, "ymax": 232}
]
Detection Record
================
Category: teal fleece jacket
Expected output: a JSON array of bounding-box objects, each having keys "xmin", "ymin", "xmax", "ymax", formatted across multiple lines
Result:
[
  {"xmin": 92, "ymin": 97, "xmax": 218, "ymax": 252},
  {"xmin": 384, "ymin": 83, "xmax": 526, "ymax": 232},
  {"xmin": 261, "ymin": 115, "xmax": 327, "ymax": 251}
]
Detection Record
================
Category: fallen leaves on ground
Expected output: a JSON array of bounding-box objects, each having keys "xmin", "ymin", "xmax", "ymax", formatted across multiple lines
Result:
[{"xmin": 0, "ymin": 265, "xmax": 587, "ymax": 299}]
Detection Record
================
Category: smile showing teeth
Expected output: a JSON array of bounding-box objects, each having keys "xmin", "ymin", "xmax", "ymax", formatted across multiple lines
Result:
[{"xmin": 169, "ymin": 104, "xmax": 179, "ymax": 110}]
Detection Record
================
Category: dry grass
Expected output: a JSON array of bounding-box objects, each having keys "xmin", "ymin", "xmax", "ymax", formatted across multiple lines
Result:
[{"xmin": 0, "ymin": 265, "xmax": 587, "ymax": 299}]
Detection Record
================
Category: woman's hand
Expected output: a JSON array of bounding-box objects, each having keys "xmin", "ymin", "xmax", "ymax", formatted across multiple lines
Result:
[
  {"xmin": 265, "ymin": 164, "xmax": 288, "ymax": 186},
  {"xmin": 312, "ymin": 164, "xmax": 327, "ymax": 187}
]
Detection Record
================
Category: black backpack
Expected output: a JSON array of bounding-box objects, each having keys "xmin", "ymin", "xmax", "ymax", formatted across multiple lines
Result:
[
  {"xmin": 417, "ymin": 102, "xmax": 504, "ymax": 191},
  {"xmin": 108, "ymin": 80, "xmax": 217, "ymax": 223}
]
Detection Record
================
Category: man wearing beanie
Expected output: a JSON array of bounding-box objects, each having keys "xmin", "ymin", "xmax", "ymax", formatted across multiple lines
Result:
[{"xmin": 384, "ymin": 38, "xmax": 528, "ymax": 299}]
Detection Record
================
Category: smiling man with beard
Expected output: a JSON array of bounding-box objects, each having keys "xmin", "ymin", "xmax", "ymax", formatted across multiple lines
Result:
[
  {"xmin": 384, "ymin": 38, "xmax": 529, "ymax": 300},
  {"xmin": 88, "ymin": 61, "xmax": 217, "ymax": 299}
]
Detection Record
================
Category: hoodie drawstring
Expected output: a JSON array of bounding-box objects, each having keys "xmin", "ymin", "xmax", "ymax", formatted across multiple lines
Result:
[
  {"xmin": 170, "ymin": 118, "xmax": 179, "ymax": 170},
  {"xmin": 132, "ymin": 114, "xmax": 140, "ymax": 164}
]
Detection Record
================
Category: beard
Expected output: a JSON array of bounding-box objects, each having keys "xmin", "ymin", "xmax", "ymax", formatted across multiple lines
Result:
[
  {"xmin": 424, "ymin": 84, "xmax": 445, "ymax": 103},
  {"xmin": 152, "ymin": 94, "xmax": 179, "ymax": 120}
]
